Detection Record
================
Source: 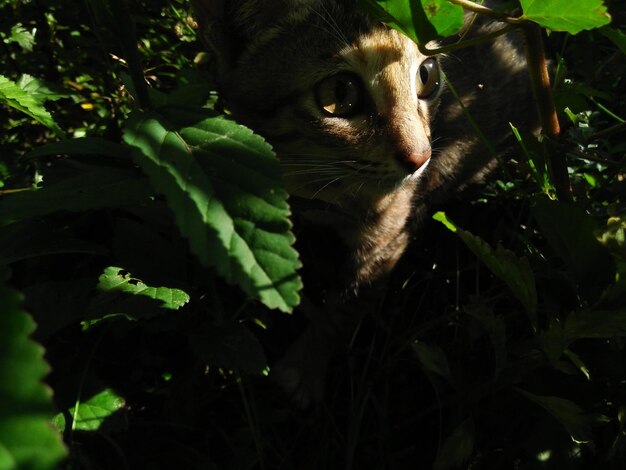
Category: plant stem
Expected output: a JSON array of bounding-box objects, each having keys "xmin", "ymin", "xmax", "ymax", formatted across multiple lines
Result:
[
  {"xmin": 447, "ymin": 0, "xmax": 525, "ymax": 24},
  {"xmin": 418, "ymin": 23, "xmax": 516, "ymax": 56},
  {"xmin": 591, "ymin": 122, "xmax": 626, "ymax": 140},
  {"xmin": 521, "ymin": 23, "xmax": 572, "ymax": 202}
]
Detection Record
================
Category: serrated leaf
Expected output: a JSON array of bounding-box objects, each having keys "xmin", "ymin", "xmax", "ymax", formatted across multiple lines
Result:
[
  {"xmin": 515, "ymin": 388, "xmax": 593, "ymax": 443},
  {"xmin": 84, "ymin": 267, "xmax": 190, "ymax": 329},
  {"xmin": 434, "ymin": 212, "xmax": 538, "ymax": 328},
  {"xmin": 8, "ymin": 24, "xmax": 35, "ymax": 51},
  {"xmin": 16, "ymin": 74, "xmax": 70, "ymax": 102},
  {"xmin": 0, "ymin": 167, "xmax": 153, "ymax": 223},
  {"xmin": 190, "ymin": 322, "xmax": 267, "ymax": 375},
  {"xmin": 123, "ymin": 108, "xmax": 302, "ymax": 312},
  {"xmin": 520, "ymin": 0, "xmax": 611, "ymax": 35},
  {"xmin": 0, "ymin": 268, "xmax": 67, "ymax": 469},
  {"xmin": 97, "ymin": 266, "xmax": 189, "ymax": 310},
  {"xmin": 53, "ymin": 388, "xmax": 125, "ymax": 432},
  {"xmin": 0, "ymin": 74, "xmax": 63, "ymax": 136},
  {"xmin": 359, "ymin": 0, "xmax": 464, "ymax": 43}
]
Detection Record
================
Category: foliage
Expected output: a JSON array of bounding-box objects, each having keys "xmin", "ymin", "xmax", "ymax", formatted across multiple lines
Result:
[
  {"xmin": 0, "ymin": 0, "xmax": 624, "ymax": 469},
  {"xmin": 0, "ymin": 267, "xmax": 67, "ymax": 469}
]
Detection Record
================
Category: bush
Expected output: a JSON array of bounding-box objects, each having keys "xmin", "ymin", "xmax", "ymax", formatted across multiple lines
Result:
[{"xmin": 1, "ymin": 0, "xmax": 625, "ymax": 468}]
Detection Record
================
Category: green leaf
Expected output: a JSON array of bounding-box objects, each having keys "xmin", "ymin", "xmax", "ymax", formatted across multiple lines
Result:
[
  {"xmin": 532, "ymin": 197, "xmax": 615, "ymax": 298},
  {"xmin": 359, "ymin": 0, "xmax": 464, "ymax": 43},
  {"xmin": 0, "ymin": 167, "xmax": 153, "ymax": 223},
  {"xmin": 515, "ymin": 388, "xmax": 594, "ymax": 443},
  {"xmin": 97, "ymin": 266, "xmax": 189, "ymax": 310},
  {"xmin": 601, "ymin": 26, "xmax": 626, "ymax": 55},
  {"xmin": 123, "ymin": 108, "xmax": 302, "ymax": 313},
  {"xmin": 519, "ymin": 0, "xmax": 611, "ymax": 35},
  {"xmin": 52, "ymin": 388, "xmax": 125, "ymax": 432},
  {"xmin": 0, "ymin": 74, "xmax": 63, "ymax": 136},
  {"xmin": 190, "ymin": 323, "xmax": 268, "ymax": 375},
  {"xmin": 434, "ymin": 418, "xmax": 475, "ymax": 470},
  {"xmin": 595, "ymin": 215, "xmax": 626, "ymax": 263},
  {"xmin": 0, "ymin": 268, "xmax": 68, "ymax": 469},
  {"xmin": 16, "ymin": 75, "xmax": 70, "ymax": 102},
  {"xmin": 434, "ymin": 212, "xmax": 538, "ymax": 328},
  {"xmin": 83, "ymin": 267, "xmax": 190, "ymax": 329},
  {"xmin": 412, "ymin": 341, "xmax": 451, "ymax": 379},
  {"xmin": 7, "ymin": 24, "xmax": 35, "ymax": 51},
  {"xmin": 510, "ymin": 124, "xmax": 552, "ymax": 195}
]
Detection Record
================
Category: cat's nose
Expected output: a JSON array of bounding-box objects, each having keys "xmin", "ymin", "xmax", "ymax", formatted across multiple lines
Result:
[{"xmin": 397, "ymin": 148, "xmax": 431, "ymax": 173}]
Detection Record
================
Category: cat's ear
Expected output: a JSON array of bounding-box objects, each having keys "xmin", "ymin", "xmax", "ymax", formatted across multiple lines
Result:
[{"xmin": 192, "ymin": 0, "xmax": 319, "ymax": 84}]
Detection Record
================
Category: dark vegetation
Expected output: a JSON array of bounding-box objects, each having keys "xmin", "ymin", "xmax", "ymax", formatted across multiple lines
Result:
[{"xmin": 1, "ymin": 0, "xmax": 625, "ymax": 468}]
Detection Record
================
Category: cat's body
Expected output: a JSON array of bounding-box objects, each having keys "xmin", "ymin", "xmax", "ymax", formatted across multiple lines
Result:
[{"xmin": 193, "ymin": 0, "xmax": 536, "ymax": 405}]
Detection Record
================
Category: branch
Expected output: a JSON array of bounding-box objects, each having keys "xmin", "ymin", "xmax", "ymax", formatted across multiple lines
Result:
[
  {"xmin": 521, "ymin": 23, "xmax": 572, "ymax": 202},
  {"xmin": 418, "ymin": 23, "xmax": 517, "ymax": 56},
  {"xmin": 447, "ymin": 0, "xmax": 525, "ymax": 24}
]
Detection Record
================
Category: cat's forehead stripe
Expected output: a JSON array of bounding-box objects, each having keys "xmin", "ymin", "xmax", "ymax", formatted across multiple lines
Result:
[{"xmin": 340, "ymin": 29, "xmax": 420, "ymax": 110}]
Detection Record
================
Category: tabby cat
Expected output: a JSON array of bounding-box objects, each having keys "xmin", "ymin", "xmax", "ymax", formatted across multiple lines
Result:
[{"xmin": 192, "ymin": 0, "xmax": 536, "ymax": 405}]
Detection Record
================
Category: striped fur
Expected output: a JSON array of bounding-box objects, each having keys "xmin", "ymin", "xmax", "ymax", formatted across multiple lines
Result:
[{"xmin": 193, "ymin": 0, "xmax": 535, "ymax": 290}]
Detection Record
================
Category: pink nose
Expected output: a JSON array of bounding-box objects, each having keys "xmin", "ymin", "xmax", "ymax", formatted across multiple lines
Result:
[{"xmin": 397, "ymin": 148, "xmax": 432, "ymax": 173}]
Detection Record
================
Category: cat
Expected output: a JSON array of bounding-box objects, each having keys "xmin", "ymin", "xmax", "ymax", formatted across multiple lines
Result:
[{"xmin": 192, "ymin": 0, "xmax": 537, "ymax": 406}]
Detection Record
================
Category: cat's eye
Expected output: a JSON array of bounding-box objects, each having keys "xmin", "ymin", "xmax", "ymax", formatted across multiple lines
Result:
[
  {"xmin": 315, "ymin": 73, "xmax": 362, "ymax": 117},
  {"xmin": 417, "ymin": 58, "xmax": 441, "ymax": 99}
]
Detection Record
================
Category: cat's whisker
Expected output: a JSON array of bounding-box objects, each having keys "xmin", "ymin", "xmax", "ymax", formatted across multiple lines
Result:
[
  {"xmin": 283, "ymin": 169, "xmax": 346, "ymax": 176},
  {"xmin": 310, "ymin": 176, "xmax": 344, "ymax": 200},
  {"xmin": 312, "ymin": 4, "xmax": 351, "ymax": 49}
]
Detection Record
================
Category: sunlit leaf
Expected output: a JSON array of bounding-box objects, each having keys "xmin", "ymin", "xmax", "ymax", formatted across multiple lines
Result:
[
  {"xmin": 520, "ymin": 0, "xmax": 611, "ymax": 34},
  {"xmin": 123, "ymin": 108, "xmax": 302, "ymax": 312},
  {"xmin": 0, "ymin": 74, "xmax": 64, "ymax": 136},
  {"xmin": 8, "ymin": 24, "xmax": 35, "ymax": 51},
  {"xmin": 595, "ymin": 215, "xmax": 626, "ymax": 262},
  {"xmin": 97, "ymin": 266, "xmax": 189, "ymax": 310},
  {"xmin": 52, "ymin": 388, "xmax": 125, "ymax": 432},
  {"xmin": 16, "ymin": 74, "xmax": 70, "ymax": 102},
  {"xmin": 359, "ymin": 0, "xmax": 464, "ymax": 43},
  {"xmin": 83, "ymin": 267, "xmax": 190, "ymax": 329}
]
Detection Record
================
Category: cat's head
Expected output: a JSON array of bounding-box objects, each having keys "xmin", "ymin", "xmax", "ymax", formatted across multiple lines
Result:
[{"xmin": 193, "ymin": 0, "xmax": 442, "ymax": 205}]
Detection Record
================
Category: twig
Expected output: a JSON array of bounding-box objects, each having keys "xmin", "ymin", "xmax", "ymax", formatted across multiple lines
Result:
[
  {"xmin": 521, "ymin": 23, "xmax": 572, "ymax": 202},
  {"xmin": 418, "ymin": 23, "xmax": 517, "ymax": 56},
  {"xmin": 447, "ymin": 0, "xmax": 526, "ymax": 24},
  {"xmin": 591, "ymin": 122, "xmax": 626, "ymax": 140}
]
